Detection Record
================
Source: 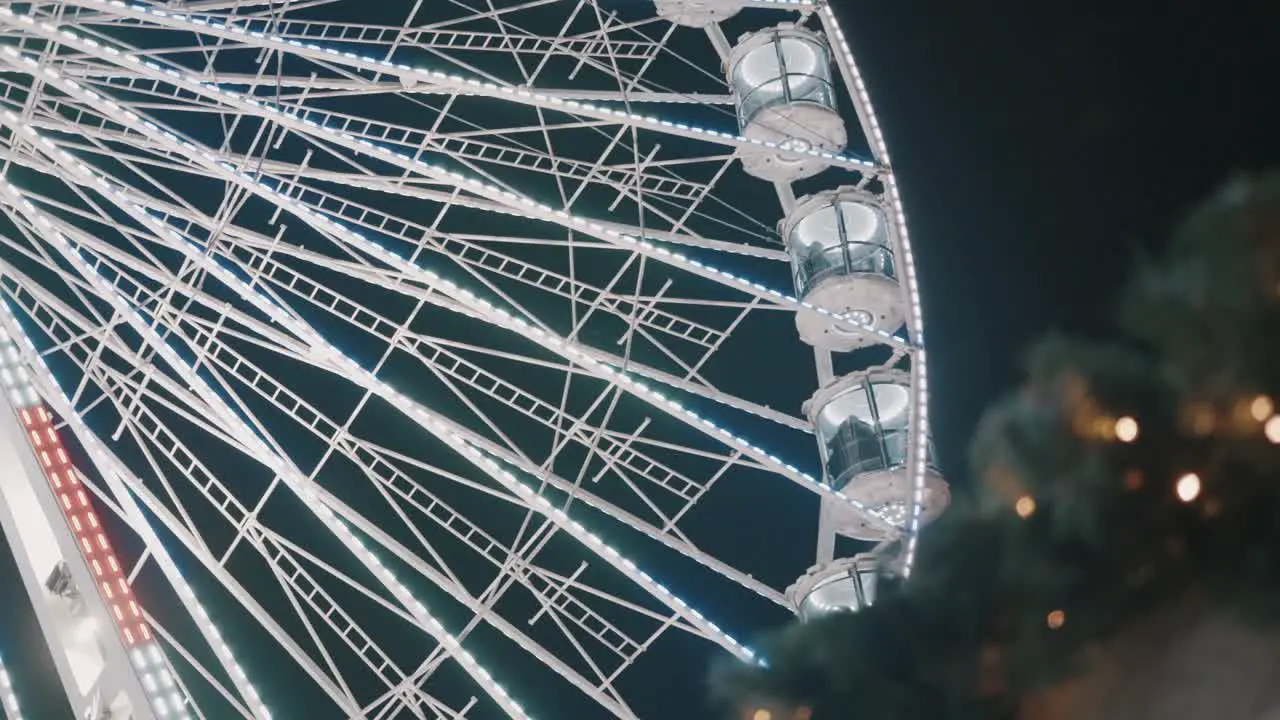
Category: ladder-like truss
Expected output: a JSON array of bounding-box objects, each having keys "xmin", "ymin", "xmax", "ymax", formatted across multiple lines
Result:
[
  {"xmin": 0, "ymin": 0, "xmax": 934, "ymax": 717},
  {"xmin": 0, "ymin": 323, "xmax": 194, "ymax": 719}
]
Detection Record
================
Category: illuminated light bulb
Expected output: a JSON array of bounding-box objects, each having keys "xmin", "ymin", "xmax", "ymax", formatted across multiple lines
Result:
[
  {"xmin": 752, "ymin": 710, "xmax": 773, "ymax": 720},
  {"xmin": 1114, "ymin": 416, "xmax": 1139, "ymax": 443},
  {"xmin": 1014, "ymin": 495, "xmax": 1036, "ymax": 519},
  {"xmin": 1124, "ymin": 469, "xmax": 1143, "ymax": 491},
  {"xmin": 1046, "ymin": 609, "xmax": 1066, "ymax": 629},
  {"xmin": 1266, "ymin": 415, "xmax": 1280, "ymax": 444},
  {"xmin": 1175, "ymin": 473, "xmax": 1202, "ymax": 502},
  {"xmin": 1252, "ymin": 395, "xmax": 1275, "ymax": 421}
]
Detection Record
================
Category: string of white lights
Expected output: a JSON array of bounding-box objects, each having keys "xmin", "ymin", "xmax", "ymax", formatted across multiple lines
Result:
[
  {"xmin": 0, "ymin": 326, "xmax": 199, "ymax": 719},
  {"xmin": 0, "ymin": 98, "xmax": 767, "ymax": 667},
  {"xmin": 63, "ymin": 0, "xmax": 874, "ymax": 172},
  {"xmin": 0, "ymin": 183, "xmax": 707, "ymax": 716},
  {"xmin": 818, "ymin": 5, "xmax": 932, "ymax": 576},
  {"xmin": 0, "ymin": 298, "xmax": 276, "ymax": 719},
  {"xmin": 0, "ymin": 6, "xmax": 924, "ymax": 662},
  {"xmin": 0, "ymin": 5, "xmax": 907, "ymax": 354},
  {"xmin": 1, "ymin": 63, "xmax": 768, "ymax": 708},
  {"xmin": 0, "ymin": 652, "xmax": 22, "ymax": 720},
  {"xmin": 0, "ymin": 20, "xmax": 909, "ymax": 536},
  {"xmin": 0, "ymin": 262, "xmax": 443, "ymax": 716},
  {"xmin": 0, "ymin": 203, "xmax": 790, "ymax": 617},
  {"xmin": 0, "ymin": 178, "xmax": 535, "ymax": 719},
  {"xmin": 0, "ymin": 9, "xmax": 936, "ymax": 715}
]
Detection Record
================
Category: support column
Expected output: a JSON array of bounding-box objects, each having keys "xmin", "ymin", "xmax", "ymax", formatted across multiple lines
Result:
[{"xmin": 0, "ymin": 325, "xmax": 186, "ymax": 719}]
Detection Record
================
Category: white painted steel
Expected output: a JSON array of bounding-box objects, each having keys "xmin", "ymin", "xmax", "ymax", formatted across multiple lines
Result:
[{"xmin": 0, "ymin": 1, "xmax": 934, "ymax": 716}]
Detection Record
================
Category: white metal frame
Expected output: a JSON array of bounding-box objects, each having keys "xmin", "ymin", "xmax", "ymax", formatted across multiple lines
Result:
[{"xmin": 0, "ymin": 0, "xmax": 931, "ymax": 716}]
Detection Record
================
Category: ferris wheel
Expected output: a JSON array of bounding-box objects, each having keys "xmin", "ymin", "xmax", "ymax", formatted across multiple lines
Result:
[{"xmin": 0, "ymin": 0, "xmax": 948, "ymax": 718}]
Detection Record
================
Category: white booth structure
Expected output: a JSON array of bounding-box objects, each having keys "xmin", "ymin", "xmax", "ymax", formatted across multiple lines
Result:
[
  {"xmin": 727, "ymin": 24, "xmax": 848, "ymax": 181},
  {"xmin": 804, "ymin": 369, "xmax": 949, "ymax": 541},
  {"xmin": 782, "ymin": 188, "xmax": 905, "ymax": 351}
]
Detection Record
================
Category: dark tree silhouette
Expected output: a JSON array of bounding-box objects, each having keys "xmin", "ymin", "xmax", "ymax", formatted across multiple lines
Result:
[{"xmin": 711, "ymin": 173, "xmax": 1280, "ymax": 720}]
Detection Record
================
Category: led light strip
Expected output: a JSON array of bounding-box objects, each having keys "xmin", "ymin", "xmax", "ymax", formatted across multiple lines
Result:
[
  {"xmin": 0, "ymin": 27, "xmax": 913, "ymax": 683},
  {"xmin": 67, "ymin": 0, "xmax": 874, "ymax": 171},
  {"xmin": 0, "ymin": 4, "xmax": 908, "ymax": 355},
  {"xmin": 0, "ymin": 228, "xmax": 273, "ymax": 720},
  {"xmin": 818, "ymin": 5, "xmax": 933, "ymax": 576},
  {"xmin": 0, "ymin": 27, "xmax": 908, "ymax": 532},
  {"xmin": 0, "ymin": 31, "xmax": 908, "ymax": 533},
  {"xmin": 0, "ymin": 50, "xmax": 780, "ymax": 689},
  {"xmin": 0, "ymin": 307, "xmax": 277, "ymax": 719},
  {"xmin": 0, "ymin": 112, "xmax": 765, "ymax": 667},
  {"xmin": 0, "ymin": 652, "xmax": 22, "ymax": 720},
  {"xmin": 0, "ymin": 182, "xmax": 537, "ymax": 718},
  {"xmin": 0, "ymin": 12, "xmax": 909, "ymax": 511},
  {"xmin": 0, "ymin": 0, "xmax": 911, "ymax": 685},
  {"xmin": 0, "ymin": 330, "xmax": 194, "ymax": 719}
]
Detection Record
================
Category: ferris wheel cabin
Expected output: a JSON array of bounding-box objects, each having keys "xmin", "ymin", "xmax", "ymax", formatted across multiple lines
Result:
[
  {"xmin": 727, "ymin": 24, "xmax": 849, "ymax": 181},
  {"xmin": 786, "ymin": 554, "xmax": 881, "ymax": 620},
  {"xmin": 782, "ymin": 188, "xmax": 905, "ymax": 351},
  {"xmin": 652, "ymin": 0, "xmax": 744, "ymax": 27},
  {"xmin": 804, "ymin": 370, "xmax": 949, "ymax": 542}
]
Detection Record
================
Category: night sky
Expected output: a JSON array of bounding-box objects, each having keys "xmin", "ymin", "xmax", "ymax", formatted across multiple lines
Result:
[{"xmin": 1, "ymin": 1, "xmax": 1277, "ymax": 717}]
